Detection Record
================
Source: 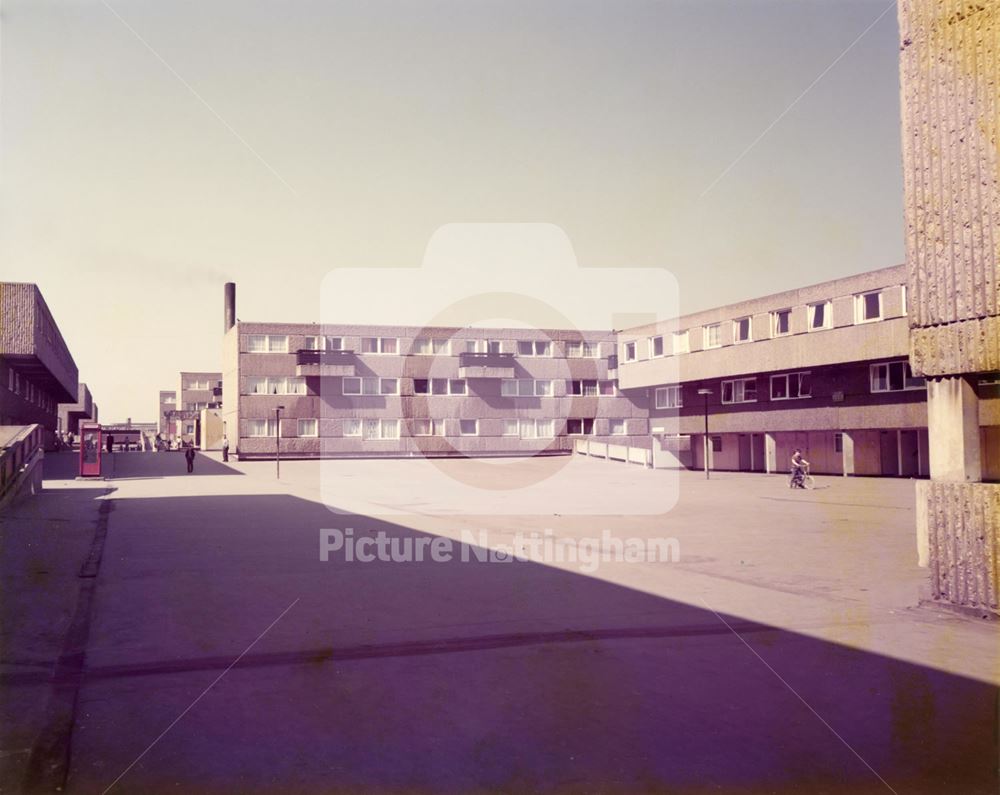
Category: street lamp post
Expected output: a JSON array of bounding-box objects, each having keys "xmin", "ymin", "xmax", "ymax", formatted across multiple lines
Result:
[
  {"xmin": 275, "ymin": 405, "xmax": 285, "ymax": 479},
  {"xmin": 697, "ymin": 388, "xmax": 712, "ymax": 480}
]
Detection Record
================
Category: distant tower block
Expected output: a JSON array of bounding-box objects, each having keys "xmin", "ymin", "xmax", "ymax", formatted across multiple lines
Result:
[{"xmin": 898, "ymin": 0, "xmax": 1000, "ymax": 616}]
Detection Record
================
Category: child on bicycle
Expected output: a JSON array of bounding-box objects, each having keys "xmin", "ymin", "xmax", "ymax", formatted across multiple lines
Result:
[{"xmin": 790, "ymin": 449, "xmax": 810, "ymax": 488}]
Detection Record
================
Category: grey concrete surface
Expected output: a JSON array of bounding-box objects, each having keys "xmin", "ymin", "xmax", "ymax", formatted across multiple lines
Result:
[{"xmin": 3, "ymin": 451, "xmax": 998, "ymax": 794}]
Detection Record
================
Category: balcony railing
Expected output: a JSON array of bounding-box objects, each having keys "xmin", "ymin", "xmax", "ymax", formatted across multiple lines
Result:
[
  {"xmin": 457, "ymin": 351, "xmax": 516, "ymax": 379},
  {"xmin": 295, "ymin": 348, "xmax": 356, "ymax": 377}
]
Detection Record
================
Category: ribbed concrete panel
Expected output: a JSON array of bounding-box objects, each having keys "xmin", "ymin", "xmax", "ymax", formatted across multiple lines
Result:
[
  {"xmin": 922, "ymin": 481, "xmax": 1000, "ymax": 614},
  {"xmin": 898, "ymin": 0, "xmax": 999, "ymax": 332},
  {"xmin": 910, "ymin": 314, "xmax": 1000, "ymax": 374}
]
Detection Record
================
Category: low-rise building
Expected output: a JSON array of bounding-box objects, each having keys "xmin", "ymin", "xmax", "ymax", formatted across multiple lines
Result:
[
  {"xmin": 158, "ymin": 390, "xmax": 177, "ymax": 440},
  {"xmin": 616, "ymin": 264, "xmax": 1000, "ymax": 478},
  {"xmin": 0, "ymin": 283, "xmax": 79, "ymax": 448},
  {"xmin": 58, "ymin": 382, "xmax": 97, "ymax": 437},
  {"xmin": 221, "ymin": 285, "xmax": 646, "ymax": 459}
]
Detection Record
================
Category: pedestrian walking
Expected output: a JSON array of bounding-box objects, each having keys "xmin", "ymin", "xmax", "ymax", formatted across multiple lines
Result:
[
  {"xmin": 185, "ymin": 446, "xmax": 196, "ymax": 473},
  {"xmin": 222, "ymin": 436, "xmax": 230, "ymax": 462}
]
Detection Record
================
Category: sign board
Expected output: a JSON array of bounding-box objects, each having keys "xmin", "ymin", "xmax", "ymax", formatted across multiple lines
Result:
[{"xmin": 79, "ymin": 422, "xmax": 102, "ymax": 477}]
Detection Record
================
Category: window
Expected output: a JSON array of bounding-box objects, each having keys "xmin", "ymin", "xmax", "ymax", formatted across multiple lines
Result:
[
  {"xmin": 502, "ymin": 419, "xmax": 519, "ymax": 436},
  {"xmin": 672, "ymin": 331, "xmax": 689, "ymax": 354},
  {"xmin": 245, "ymin": 334, "xmax": 287, "ymax": 352},
  {"xmin": 649, "ymin": 336, "xmax": 665, "ymax": 358},
  {"xmin": 721, "ymin": 378, "xmax": 757, "ymax": 404},
  {"xmin": 411, "ymin": 419, "xmax": 445, "ymax": 436},
  {"xmin": 808, "ymin": 301, "xmax": 831, "ymax": 331},
  {"xmin": 515, "ymin": 419, "xmax": 554, "ymax": 439},
  {"xmin": 566, "ymin": 418, "xmax": 595, "ymax": 435},
  {"xmin": 501, "ymin": 379, "xmax": 552, "ymax": 397},
  {"xmin": 361, "ymin": 419, "xmax": 399, "ymax": 440},
  {"xmin": 459, "ymin": 419, "xmax": 478, "ymax": 436},
  {"xmin": 327, "ymin": 337, "xmax": 344, "ymax": 350},
  {"xmin": 703, "ymin": 324, "xmax": 721, "ymax": 349},
  {"xmin": 710, "ymin": 435, "xmax": 723, "ymax": 452},
  {"xmin": 771, "ymin": 309, "xmax": 791, "ymax": 337},
  {"xmin": 414, "ymin": 379, "xmax": 465, "ymax": 395},
  {"xmin": 517, "ymin": 340, "xmax": 551, "ymax": 357},
  {"xmin": 247, "ymin": 419, "xmax": 278, "ymax": 437},
  {"xmin": 287, "ymin": 377, "xmax": 306, "ymax": 395},
  {"xmin": 343, "ymin": 377, "xmax": 399, "ymax": 395},
  {"xmin": 733, "ymin": 317, "xmax": 752, "ymax": 343},
  {"xmin": 303, "ymin": 336, "xmax": 323, "ymax": 350},
  {"xmin": 412, "ymin": 338, "xmax": 450, "ymax": 355},
  {"xmin": 599, "ymin": 380, "xmax": 617, "ymax": 396},
  {"xmin": 834, "ymin": 432, "xmax": 844, "ymax": 453},
  {"xmin": 361, "ymin": 337, "xmax": 397, "ymax": 354},
  {"xmin": 770, "ymin": 371, "xmax": 812, "ymax": 400},
  {"xmin": 186, "ymin": 378, "xmax": 209, "ymax": 390},
  {"xmin": 567, "ymin": 341, "xmax": 600, "ymax": 358},
  {"xmin": 654, "ymin": 386, "xmax": 683, "ymax": 409},
  {"xmin": 297, "ymin": 419, "xmax": 318, "ymax": 437},
  {"xmin": 855, "ymin": 291, "xmax": 882, "ymax": 323},
  {"xmin": 870, "ymin": 361, "xmax": 926, "ymax": 392},
  {"xmin": 343, "ymin": 419, "xmax": 362, "ymax": 437},
  {"xmin": 185, "ymin": 424, "xmax": 195, "ymax": 435},
  {"xmin": 609, "ymin": 419, "xmax": 627, "ymax": 435},
  {"xmin": 569, "ymin": 379, "xmax": 599, "ymax": 396},
  {"xmin": 623, "ymin": 341, "xmax": 637, "ymax": 362}
]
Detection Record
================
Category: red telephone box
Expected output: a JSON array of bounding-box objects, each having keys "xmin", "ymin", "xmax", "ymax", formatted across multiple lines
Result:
[{"xmin": 79, "ymin": 422, "xmax": 102, "ymax": 477}]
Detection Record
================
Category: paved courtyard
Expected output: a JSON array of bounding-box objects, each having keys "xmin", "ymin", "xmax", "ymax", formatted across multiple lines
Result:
[{"xmin": 2, "ymin": 450, "xmax": 997, "ymax": 794}]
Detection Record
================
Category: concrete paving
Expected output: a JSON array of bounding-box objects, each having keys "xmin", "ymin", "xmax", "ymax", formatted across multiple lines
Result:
[{"xmin": 2, "ymin": 451, "xmax": 997, "ymax": 794}]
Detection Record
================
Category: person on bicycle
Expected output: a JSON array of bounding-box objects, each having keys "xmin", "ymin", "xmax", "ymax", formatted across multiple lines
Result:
[{"xmin": 790, "ymin": 449, "xmax": 810, "ymax": 488}]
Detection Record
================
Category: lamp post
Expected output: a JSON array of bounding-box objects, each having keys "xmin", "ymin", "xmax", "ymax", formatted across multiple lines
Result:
[
  {"xmin": 697, "ymin": 388, "xmax": 712, "ymax": 480},
  {"xmin": 275, "ymin": 405, "xmax": 285, "ymax": 479}
]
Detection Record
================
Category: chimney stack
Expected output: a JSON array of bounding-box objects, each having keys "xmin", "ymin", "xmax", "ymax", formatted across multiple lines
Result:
[{"xmin": 224, "ymin": 282, "xmax": 236, "ymax": 332}]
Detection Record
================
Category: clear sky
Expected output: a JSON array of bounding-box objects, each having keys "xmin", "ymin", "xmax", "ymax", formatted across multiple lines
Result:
[{"xmin": 1, "ymin": 0, "xmax": 904, "ymax": 422}]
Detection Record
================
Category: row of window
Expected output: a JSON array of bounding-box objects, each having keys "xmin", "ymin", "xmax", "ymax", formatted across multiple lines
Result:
[
  {"xmin": 245, "ymin": 417, "xmax": 633, "ymax": 439},
  {"xmin": 183, "ymin": 379, "xmax": 220, "ymax": 391},
  {"xmin": 625, "ymin": 288, "xmax": 902, "ymax": 362},
  {"xmin": 242, "ymin": 377, "xmax": 620, "ymax": 398},
  {"xmin": 248, "ymin": 334, "xmax": 606, "ymax": 358},
  {"xmin": 651, "ymin": 361, "xmax": 927, "ymax": 409},
  {"xmin": 6, "ymin": 370, "xmax": 56, "ymax": 413}
]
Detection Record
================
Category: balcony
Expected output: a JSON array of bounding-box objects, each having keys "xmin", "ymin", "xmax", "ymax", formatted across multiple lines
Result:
[
  {"xmin": 458, "ymin": 351, "xmax": 516, "ymax": 379},
  {"xmin": 295, "ymin": 349, "xmax": 356, "ymax": 377}
]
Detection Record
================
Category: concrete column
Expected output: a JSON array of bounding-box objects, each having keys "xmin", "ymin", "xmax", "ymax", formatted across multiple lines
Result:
[
  {"xmin": 764, "ymin": 433, "xmax": 776, "ymax": 474},
  {"xmin": 841, "ymin": 431, "xmax": 855, "ymax": 477},
  {"xmin": 926, "ymin": 377, "xmax": 981, "ymax": 482}
]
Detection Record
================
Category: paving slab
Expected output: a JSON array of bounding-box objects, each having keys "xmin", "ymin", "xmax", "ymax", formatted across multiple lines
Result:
[{"xmin": 4, "ymin": 452, "xmax": 997, "ymax": 793}]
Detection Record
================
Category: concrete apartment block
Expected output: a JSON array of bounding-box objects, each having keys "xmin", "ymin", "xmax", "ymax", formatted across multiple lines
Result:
[
  {"xmin": 158, "ymin": 390, "xmax": 176, "ymax": 438},
  {"xmin": 0, "ymin": 283, "xmax": 79, "ymax": 447},
  {"xmin": 57, "ymin": 382, "xmax": 96, "ymax": 436},
  {"xmin": 616, "ymin": 265, "xmax": 1000, "ymax": 478},
  {"xmin": 224, "ymin": 319, "xmax": 647, "ymax": 459},
  {"xmin": 898, "ymin": 0, "xmax": 1000, "ymax": 615},
  {"xmin": 173, "ymin": 372, "xmax": 222, "ymax": 445}
]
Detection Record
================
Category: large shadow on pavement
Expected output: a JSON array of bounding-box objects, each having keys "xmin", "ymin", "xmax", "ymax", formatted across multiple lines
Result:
[{"xmin": 23, "ymin": 492, "xmax": 998, "ymax": 794}]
